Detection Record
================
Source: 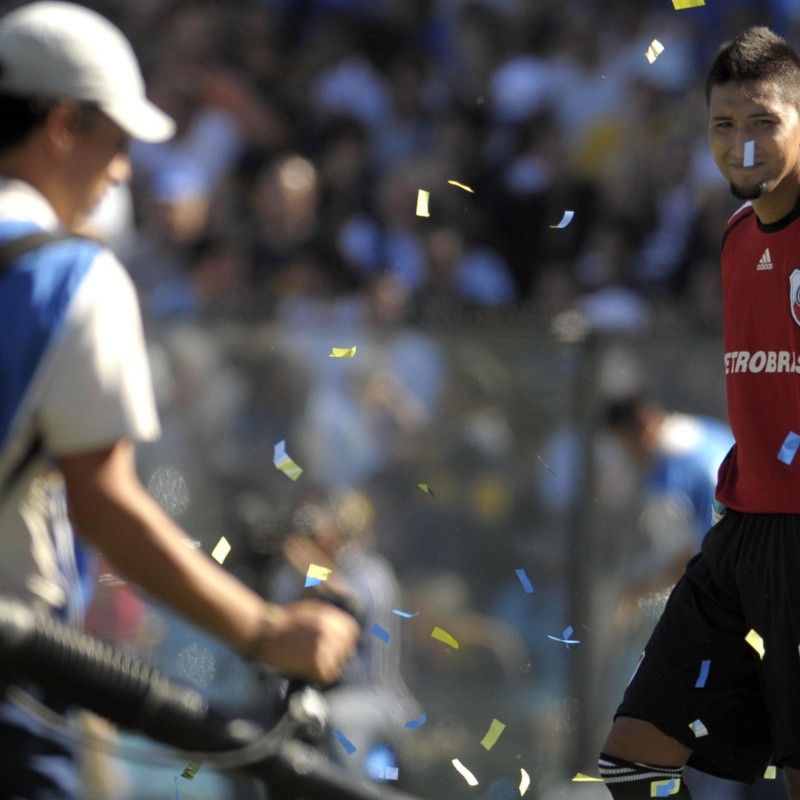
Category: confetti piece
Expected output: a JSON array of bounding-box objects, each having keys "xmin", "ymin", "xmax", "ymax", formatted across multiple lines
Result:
[
  {"xmin": 778, "ymin": 432, "xmax": 800, "ymax": 466},
  {"xmin": 652, "ymin": 777, "xmax": 680, "ymax": 797},
  {"xmin": 515, "ymin": 568, "xmax": 534, "ymax": 594},
  {"xmin": 333, "ymin": 729, "xmax": 357, "ymax": 754},
  {"xmin": 329, "ymin": 346, "xmax": 357, "ymax": 358},
  {"xmin": 417, "ymin": 483, "xmax": 435, "ymax": 497},
  {"xmin": 547, "ymin": 626, "xmax": 581, "ymax": 647},
  {"xmin": 273, "ymin": 440, "xmax": 303, "ymax": 481},
  {"xmin": 431, "ymin": 626, "xmax": 459, "ymax": 649},
  {"xmin": 746, "ymin": 628, "xmax": 765, "ymax": 659},
  {"xmin": 549, "ymin": 210, "xmax": 574, "ymax": 229},
  {"xmin": 572, "ymin": 774, "xmax": 603, "ymax": 782},
  {"xmin": 448, "ymin": 180, "xmax": 475, "ymax": 193},
  {"xmin": 480, "ymin": 718, "xmax": 506, "ymax": 750},
  {"xmin": 371, "ymin": 623, "xmax": 391, "ymax": 643},
  {"xmin": 210, "ymin": 536, "xmax": 231, "ymax": 564},
  {"xmin": 452, "ymin": 759, "xmax": 479, "ymax": 786},
  {"xmin": 392, "ymin": 609, "xmax": 420, "ymax": 618},
  {"xmin": 765, "ymin": 766, "xmax": 777, "ymax": 779},
  {"xmin": 416, "ymin": 189, "xmax": 430, "ymax": 217},
  {"xmin": 689, "ymin": 719, "xmax": 709, "ymax": 738},
  {"xmin": 694, "ymin": 659, "xmax": 710, "ymax": 688},
  {"xmin": 672, "ymin": 0, "xmax": 704, "ymax": 8},
  {"xmin": 645, "ymin": 40, "xmax": 665, "ymax": 64},
  {"xmin": 305, "ymin": 563, "xmax": 332, "ymax": 588},
  {"xmin": 380, "ymin": 767, "xmax": 400, "ymax": 780},
  {"xmin": 181, "ymin": 760, "xmax": 203, "ymax": 780},
  {"xmin": 405, "ymin": 712, "xmax": 427, "ymax": 729},
  {"xmin": 519, "ymin": 768, "xmax": 531, "ymax": 796},
  {"xmin": 743, "ymin": 140, "xmax": 755, "ymax": 168},
  {"xmin": 535, "ymin": 453, "xmax": 556, "ymax": 474}
]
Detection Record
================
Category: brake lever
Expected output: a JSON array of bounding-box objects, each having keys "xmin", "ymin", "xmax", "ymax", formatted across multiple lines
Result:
[{"xmin": 279, "ymin": 584, "xmax": 365, "ymax": 745}]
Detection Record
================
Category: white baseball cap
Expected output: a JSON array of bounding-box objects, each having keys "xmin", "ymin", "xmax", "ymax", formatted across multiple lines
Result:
[{"xmin": 0, "ymin": 1, "xmax": 175, "ymax": 143}]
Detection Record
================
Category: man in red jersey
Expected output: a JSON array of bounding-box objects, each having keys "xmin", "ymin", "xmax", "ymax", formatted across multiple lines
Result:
[{"xmin": 597, "ymin": 27, "xmax": 800, "ymax": 800}]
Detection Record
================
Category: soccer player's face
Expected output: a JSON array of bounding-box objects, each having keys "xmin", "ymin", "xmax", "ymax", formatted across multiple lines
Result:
[{"xmin": 708, "ymin": 80, "xmax": 800, "ymax": 201}]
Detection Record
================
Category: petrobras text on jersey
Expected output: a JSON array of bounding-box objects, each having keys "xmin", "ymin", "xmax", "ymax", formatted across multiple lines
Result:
[{"xmin": 724, "ymin": 350, "xmax": 800, "ymax": 374}]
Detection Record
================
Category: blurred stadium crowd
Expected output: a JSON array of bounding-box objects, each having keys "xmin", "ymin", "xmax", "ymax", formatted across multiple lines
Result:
[{"xmin": 72, "ymin": 0, "xmax": 796, "ymax": 328}]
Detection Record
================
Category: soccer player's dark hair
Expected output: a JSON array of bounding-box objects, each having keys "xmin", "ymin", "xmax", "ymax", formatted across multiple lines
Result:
[{"xmin": 705, "ymin": 26, "xmax": 800, "ymax": 108}]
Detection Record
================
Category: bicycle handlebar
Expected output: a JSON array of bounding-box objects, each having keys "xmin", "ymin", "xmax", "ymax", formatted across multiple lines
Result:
[{"xmin": 0, "ymin": 597, "xmax": 423, "ymax": 800}]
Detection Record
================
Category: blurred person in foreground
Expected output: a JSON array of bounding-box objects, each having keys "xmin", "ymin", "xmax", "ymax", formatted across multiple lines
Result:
[
  {"xmin": 600, "ymin": 26, "xmax": 800, "ymax": 800},
  {"xmin": 273, "ymin": 488, "xmax": 420, "ymax": 783},
  {"xmin": 605, "ymin": 393, "xmax": 733, "ymax": 632},
  {"xmin": 0, "ymin": 4, "xmax": 358, "ymax": 798}
]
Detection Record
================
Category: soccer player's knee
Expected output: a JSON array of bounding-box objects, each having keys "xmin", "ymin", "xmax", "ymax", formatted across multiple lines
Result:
[{"xmin": 599, "ymin": 753, "xmax": 692, "ymax": 798}]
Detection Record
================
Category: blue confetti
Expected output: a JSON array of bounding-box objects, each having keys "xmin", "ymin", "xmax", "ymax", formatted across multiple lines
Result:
[
  {"xmin": 778, "ymin": 431, "xmax": 800, "ymax": 465},
  {"xmin": 655, "ymin": 778, "xmax": 676, "ymax": 797},
  {"xmin": 333, "ymin": 729, "xmax": 357, "ymax": 755},
  {"xmin": 371, "ymin": 623, "xmax": 391, "ymax": 643},
  {"xmin": 405, "ymin": 713, "xmax": 427, "ymax": 729},
  {"xmin": 392, "ymin": 609, "xmax": 419, "ymax": 618},
  {"xmin": 515, "ymin": 568, "xmax": 534, "ymax": 594},
  {"xmin": 547, "ymin": 626, "xmax": 581, "ymax": 648},
  {"xmin": 695, "ymin": 659, "xmax": 710, "ymax": 688}
]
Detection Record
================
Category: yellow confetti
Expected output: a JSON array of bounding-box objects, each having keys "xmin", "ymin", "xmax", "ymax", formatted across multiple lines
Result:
[
  {"xmin": 305, "ymin": 564, "xmax": 332, "ymax": 587},
  {"xmin": 452, "ymin": 759, "xmax": 479, "ymax": 786},
  {"xmin": 765, "ymin": 766, "xmax": 777, "ymax": 780},
  {"xmin": 480, "ymin": 718, "xmax": 506, "ymax": 750},
  {"xmin": 651, "ymin": 778, "xmax": 681, "ymax": 797},
  {"xmin": 273, "ymin": 440, "xmax": 303, "ymax": 481},
  {"xmin": 519, "ymin": 768, "xmax": 531, "ymax": 796},
  {"xmin": 431, "ymin": 626, "xmax": 459, "ymax": 649},
  {"xmin": 672, "ymin": 0, "xmax": 704, "ymax": 7},
  {"xmin": 746, "ymin": 628, "xmax": 765, "ymax": 659},
  {"xmin": 210, "ymin": 536, "xmax": 231, "ymax": 564},
  {"xmin": 645, "ymin": 40, "xmax": 665, "ymax": 64},
  {"xmin": 447, "ymin": 180, "xmax": 474, "ymax": 193},
  {"xmin": 572, "ymin": 774, "xmax": 603, "ymax": 782},
  {"xmin": 417, "ymin": 483, "xmax": 434, "ymax": 496},
  {"xmin": 182, "ymin": 760, "xmax": 203, "ymax": 780},
  {"xmin": 329, "ymin": 346, "xmax": 357, "ymax": 358},
  {"xmin": 416, "ymin": 189, "xmax": 430, "ymax": 217}
]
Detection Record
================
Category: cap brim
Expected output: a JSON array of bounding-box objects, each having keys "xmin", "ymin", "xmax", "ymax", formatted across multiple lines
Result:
[{"xmin": 103, "ymin": 97, "xmax": 176, "ymax": 143}]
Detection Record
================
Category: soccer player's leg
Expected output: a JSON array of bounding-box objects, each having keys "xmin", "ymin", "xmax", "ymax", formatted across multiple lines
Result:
[
  {"xmin": 600, "ymin": 717, "xmax": 692, "ymax": 798},
  {"xmin": 783, "ymin": 764, "xmax": 800, "ymax": 799}
]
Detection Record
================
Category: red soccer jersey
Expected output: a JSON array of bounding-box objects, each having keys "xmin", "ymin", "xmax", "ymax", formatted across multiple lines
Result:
[{"xmin": 716, "ymin": 199, "xmax": 800, "ymax": 512}]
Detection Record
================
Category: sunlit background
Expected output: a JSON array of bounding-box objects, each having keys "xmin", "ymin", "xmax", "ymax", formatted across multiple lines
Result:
[{"xmin": 19, "ymin": 0, "xmax": 800, "ymax": 797}]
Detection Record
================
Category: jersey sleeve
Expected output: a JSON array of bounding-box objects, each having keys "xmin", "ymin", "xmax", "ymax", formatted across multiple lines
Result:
[{"xmin": 37, "ymin": 250, "xmax": 161, "ymax": 455}]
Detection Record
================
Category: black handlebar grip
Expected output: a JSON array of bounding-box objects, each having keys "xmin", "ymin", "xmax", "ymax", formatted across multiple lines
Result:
[{"xmin": 0, "ymin": 596, "xmax": 246, "ymax": 752}]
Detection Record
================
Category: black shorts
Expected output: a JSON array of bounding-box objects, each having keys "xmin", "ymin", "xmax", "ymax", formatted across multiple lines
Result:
[{"xmin": 616, "ymin": 511, "xmax": 800, "ymax": 783}]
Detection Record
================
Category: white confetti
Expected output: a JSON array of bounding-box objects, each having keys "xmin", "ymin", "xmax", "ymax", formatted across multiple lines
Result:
[
  {"xmin": 452, "ymin": 758, "xmax": 479, "ymax": 786},
  {"xmin": 549, "ymin": 210, "xmax": 574, "ymax": 229}
]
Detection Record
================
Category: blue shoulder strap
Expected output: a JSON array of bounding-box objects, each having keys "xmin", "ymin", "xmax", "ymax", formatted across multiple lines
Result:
[{"xmin": 0, "ymin": 229, "xmax": 78, "ymax": 499}]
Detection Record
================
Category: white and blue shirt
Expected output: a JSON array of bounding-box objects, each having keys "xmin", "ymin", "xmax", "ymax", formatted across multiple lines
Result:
[{"xmin": 0, "ymin": 179, "xmax": 159, "ymax": 618}]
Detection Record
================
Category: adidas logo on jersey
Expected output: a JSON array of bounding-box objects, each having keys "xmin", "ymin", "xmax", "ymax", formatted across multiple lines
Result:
[{"xmin": 757, "ymin": 248, "xmax": 773, "ymax": 270}]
